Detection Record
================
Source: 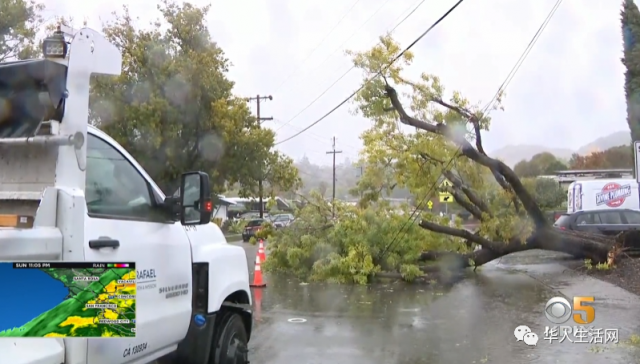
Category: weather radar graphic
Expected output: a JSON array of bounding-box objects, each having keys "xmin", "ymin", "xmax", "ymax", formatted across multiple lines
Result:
[{"xmin": 0, "ymin": 262, "xmax": 136, "ymax": 338}]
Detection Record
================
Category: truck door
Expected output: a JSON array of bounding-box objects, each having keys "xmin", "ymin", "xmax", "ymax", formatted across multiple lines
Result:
[{"xmin": 83, "ymin": 133, "xmax": 192, "ymax": 364}]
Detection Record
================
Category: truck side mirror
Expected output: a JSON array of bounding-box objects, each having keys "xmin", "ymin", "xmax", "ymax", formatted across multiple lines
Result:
[{"xmin": 179, "ymin": 171, "xmax": 213, "ymax": 225}]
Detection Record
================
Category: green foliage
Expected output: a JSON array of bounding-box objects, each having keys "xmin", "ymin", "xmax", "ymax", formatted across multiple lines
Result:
[
  {"xmin": 513, "ymin": 152, "xmax": 567, "ymax": 177},
  {"xmin": 262, "ymin": 192, "xmax": 466, "ymax": 284},
  {"xmin": 88, "ymin": 1, "xmax": 299, "ymax": 195},
  {"xmin": 227, "ymin": 219, "xmax": 247, "ymax": 234},
  {"xmin": 584, "ymin": 258, "xmax": 612, "ymax": 270},
  {"xmin": 622, "ymin": 0, "xmax": 640, "ymax": 144},
  {"xmin": 625, "ymin": 334, "xmax": 640, "ymax": 347},
  {"xmin": 255, "ymin": 221, "xmax": 275, "ymax": 240},
  {"xmin": 0, "ymin": 0, "xmax": 44, "ymax": 61},
  {"xmin": 521, "ymin": 178, "xmax": 565, "ymax": 210},
  {"xmin": 265, "ymin": 198, "xmax": 277, "ymax": 211}
]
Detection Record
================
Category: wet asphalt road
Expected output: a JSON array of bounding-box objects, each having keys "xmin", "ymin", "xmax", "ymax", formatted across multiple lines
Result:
[{"xmin": 230, "ymin": 240, "xmax": 640, "ymax": 363}]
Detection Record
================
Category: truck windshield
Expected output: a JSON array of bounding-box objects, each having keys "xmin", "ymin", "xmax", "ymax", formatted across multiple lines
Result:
[{"xmin": 85, "ymin": 134, "xmax": 153, "ymax": 213}]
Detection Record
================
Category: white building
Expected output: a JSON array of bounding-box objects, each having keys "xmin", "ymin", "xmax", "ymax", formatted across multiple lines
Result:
[
  {"xmin": 223, "ymin": 196, "xmax": 292, "ymax": 212},
  {"xmin": 213, "ymin": 195, "xmax": 236, "ymax": 222}
]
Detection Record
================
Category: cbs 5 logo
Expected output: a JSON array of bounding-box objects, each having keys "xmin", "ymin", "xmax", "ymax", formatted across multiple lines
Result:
[{"xmin": 545, "ymin": 296, "xmax": 595, "ymax": 324}]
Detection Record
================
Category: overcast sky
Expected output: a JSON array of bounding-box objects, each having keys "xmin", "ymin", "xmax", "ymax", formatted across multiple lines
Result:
[{"xmin": 46, "ymin": 0, "xmax": 627, "ymax": 165}]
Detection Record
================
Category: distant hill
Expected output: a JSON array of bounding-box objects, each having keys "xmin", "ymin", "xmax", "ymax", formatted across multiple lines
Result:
[
  {"xmin": 490, "ymin": 131, "xmax": 631, "ymax": 167},
  {"xmin": 575, "ymin": 131, "xmax": 631, "ymax": 155},
  {"xmin": 295, "ymin": 155, "xmax": 411, "ymax": 200}
]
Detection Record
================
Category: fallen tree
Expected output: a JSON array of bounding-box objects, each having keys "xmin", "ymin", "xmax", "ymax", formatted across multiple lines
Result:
[
  {"xmin": 354, "ymin": 36, "xmax": 627, "ymax": 272},
  {"xmin": 262, "ymin": 192, "xmax": 462, "ymax": 283},
  {"xmin": 263, "ymin": 35, "xmax": 633, "ymax": 284}
]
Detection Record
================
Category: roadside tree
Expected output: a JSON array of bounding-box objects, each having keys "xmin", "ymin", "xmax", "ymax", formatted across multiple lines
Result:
[
  {"xmin": 513, "ymin": 152, "xmax": 567, "ymax": 177},
  {"xmin": 0, "ymin": 0, "xmax": 44, "ymax": 61},
  {"xmin": 524, "ymin": 177, "xmax": 565, "ymax": 211},
  {"xmin": 265, "ymin": 35, "xmax": 624, "ymax": 283},
  {"xmin": 90, "ymin": 1, "xmax": 299, "ymax": 195},
  {"xmin": 568, "ymin": 145, "xmax": 633, "ymax": 169},
  {"xmin": 236, "ymin": 149, "xmax": 301, "ymax": 203},
  {"xmin": 622, "ymin": 0, "xmax": 640, "ymax": 144}
]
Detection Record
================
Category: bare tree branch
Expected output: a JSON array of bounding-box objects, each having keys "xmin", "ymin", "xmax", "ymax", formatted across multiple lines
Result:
[
  {"xmin": 418, "ymin": 220, "xmax": 504, "ymax": 251},
  {"xmin": 400, "ymin": 78, "xmax": 487, "ymax": 156},
  {"xmin": 396, "ymin": 81, "xmax": 518, "ymax": 210},
  {"xmin": 385, "ymin": 84, "xmax": 548, "ymax": 228},
  {"xmin": 444, "ymin": 187, "xmax": 484, "ymax": 220},
  {"xmin": 442, "ymin": 170, "xmax": 491, "ymax": 217}
]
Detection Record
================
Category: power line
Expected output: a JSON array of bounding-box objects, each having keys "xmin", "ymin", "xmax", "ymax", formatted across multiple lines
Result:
[
  {"xmin": 274, "ymin": 0, "xmax": 395, "ymax": 96},
  {"xmin": 273, "ymin": 66, "xmax": 354, "ymax": 133},
  {"xmin": 378, "ymin": 0, "xmax": 564, "ymax": 258},
  {"xmin": 275, "ymin": 0, "xmax": 465, "ymax": 145},
  {"xmin": 483, "ymin": 0, "xmax": 562, "ymax": 110},
  {"xmin": 273, "ymin": 0, "xmax": 363, "ymax": 94},
  {"xmin": 271, "ymin": 119, "xmax": 361, "ymax": 152},
  {"xmin": 389, "ymin": 0, "xmax": 429, "ymax": 33},
  {"xmin": 274, "ymin": 0, "xmax": 430, "ymax": 133}
]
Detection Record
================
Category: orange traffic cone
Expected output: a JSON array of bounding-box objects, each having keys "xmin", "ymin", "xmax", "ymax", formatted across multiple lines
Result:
[
  {"xmin": 253, "ymin": 287, "xmax": 262, "ymax": 322},
  {"xmin": 258, "ymin": 239, "xmax": 267, "ymax": 262},
  {"xmin": 250, "ymin": 255, "xmax": 266, "ymax": 287}
]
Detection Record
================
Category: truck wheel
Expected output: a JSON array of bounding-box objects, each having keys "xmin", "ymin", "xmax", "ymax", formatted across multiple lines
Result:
[{"xmin": 212, "ymin": 311, "xmax": 249, "ymax": 364}]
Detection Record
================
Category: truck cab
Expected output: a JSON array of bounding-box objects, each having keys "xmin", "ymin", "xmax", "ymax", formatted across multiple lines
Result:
[{"xmin": 0, "ymin": 26, "xmax": 252, "ymax": 364}]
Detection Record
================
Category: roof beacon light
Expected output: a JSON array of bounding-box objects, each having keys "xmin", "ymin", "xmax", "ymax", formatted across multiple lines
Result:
[{"xmin": 42, "ymin": 27, "xmax": 68, "ymax": 58}]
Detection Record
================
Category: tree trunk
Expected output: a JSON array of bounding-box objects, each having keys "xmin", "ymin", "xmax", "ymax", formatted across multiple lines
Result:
[{"xmin": 417, "ymin": 228, "xmax": 614, "ymax": 273}]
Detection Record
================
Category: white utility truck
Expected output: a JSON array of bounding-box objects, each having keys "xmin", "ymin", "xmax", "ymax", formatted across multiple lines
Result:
[
  {"xmin": 567, "ymin": 179, "xmax": 640, "ymax": 213},
  {"xmin": 0, "ymin": 27, "xmax": 252, "ymax": 364}
]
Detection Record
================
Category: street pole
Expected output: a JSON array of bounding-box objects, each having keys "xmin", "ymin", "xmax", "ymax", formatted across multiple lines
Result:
[
  {"xmin": 326, "ymin": 136, "xmax": 342, "ymax": 218},
  {"xmin": 355, "ymin": 165, "xmax": 364, "ymax": 200},
  {"xmin": 247, "ymin": 95, "xmax": 273, "ymax": 218}
]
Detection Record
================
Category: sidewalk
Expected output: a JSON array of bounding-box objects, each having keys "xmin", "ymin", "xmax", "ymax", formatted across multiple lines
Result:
[{"xmin": 493, "ymin": 250, "xmax": 640, "ymax": 342}]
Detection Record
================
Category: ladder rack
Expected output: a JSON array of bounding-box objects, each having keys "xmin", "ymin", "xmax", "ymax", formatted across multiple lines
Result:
[{"xmin": 0, "ymin": 133, "xmax": 79, "ymax": 147}]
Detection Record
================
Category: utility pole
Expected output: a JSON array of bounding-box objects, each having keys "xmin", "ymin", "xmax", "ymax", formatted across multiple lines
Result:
[
  {"xmin": 247, "ymin": 95, "xmax": 273, "ymax": 218},
  {"xmin": 355, "ymin": 165, "xmax": 364, "ymax": 200},
  {"xmin": 326, "ymin": 136, "xmax": 342, "ymax": 218}
]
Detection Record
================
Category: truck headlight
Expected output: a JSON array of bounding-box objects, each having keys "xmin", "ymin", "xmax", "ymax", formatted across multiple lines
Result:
[{"xmin": 42, "ymin": 28, "xmax": 67, "ymax": 58}]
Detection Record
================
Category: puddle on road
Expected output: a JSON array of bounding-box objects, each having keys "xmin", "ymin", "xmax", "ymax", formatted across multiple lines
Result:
[{"xmin": 249, "ymin": 266, "xmax": 640, "ymax": 363}]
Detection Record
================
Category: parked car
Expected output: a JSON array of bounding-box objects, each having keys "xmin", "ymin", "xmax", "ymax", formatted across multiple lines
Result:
[
  {"xmin": 271, "ymin": 213, "xmax": 295, "ymax": 228},
  {"xmin": 239, "ymin": 211, "xmax": 270, "ymax": 221},
  {"xmin": 553, "ymin": 209, "xmax": 640, "ymax": 235},
  {"xmin": 242, "ymin": 218, "xmax": 266, "ymax": 242},
  {"xmin": 546, "ymin": 210, "xmax": 565, "ymax": 222}
]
